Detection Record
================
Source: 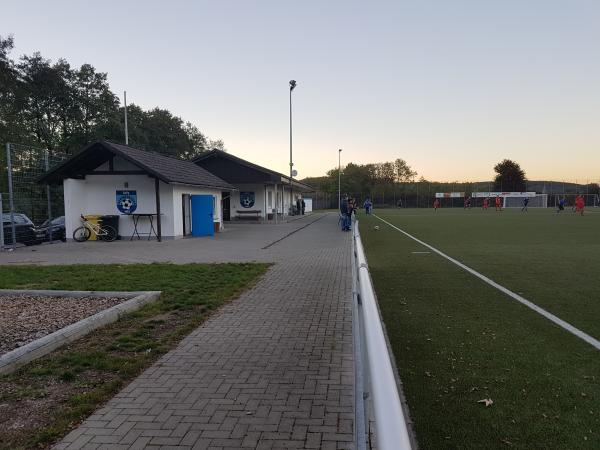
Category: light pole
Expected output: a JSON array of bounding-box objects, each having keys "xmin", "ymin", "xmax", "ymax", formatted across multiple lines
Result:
[
  {"xmin": 289, "ymin": 80, "xmax": 297, "ymax": 215},
  {"xmin": 124, "ymin": 91, "xmax": 129, "ymax": 145},
  {"xmin": 338, "ymin": 149, "xmax": 342, "ymax": 211}
]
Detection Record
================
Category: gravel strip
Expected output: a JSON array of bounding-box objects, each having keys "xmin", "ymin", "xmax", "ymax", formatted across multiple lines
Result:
[{"xmin": 0, "ymin": 295, "xmax": 128, "ymax": 354}]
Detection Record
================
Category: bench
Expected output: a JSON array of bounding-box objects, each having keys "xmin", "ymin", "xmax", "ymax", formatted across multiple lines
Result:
[{"xmin": 236, "ymin": 210, "xmax": 262, "ymax": 220}]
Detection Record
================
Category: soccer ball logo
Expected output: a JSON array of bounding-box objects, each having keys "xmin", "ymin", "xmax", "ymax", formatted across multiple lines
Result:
[
  {"xmin": 120, "ymin": 197, "xmax": 133, "ymax": 211},
  {"xmin": 116, "ymin": 191, "xmax": 137, "ymax": 214},
  {"xmin": 240, "ymin": 192, "xmax": 255, "ymax": 209}
]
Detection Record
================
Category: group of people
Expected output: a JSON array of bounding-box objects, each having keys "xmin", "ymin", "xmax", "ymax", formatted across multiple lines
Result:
[
  {"xmin": 339, "ymin": 196, "xmax": 358, "ymax": 231},
  {"xmin": 339, "ymin": 196, "xmax": 378, "ymax": 231},
  {"xmin": 433, "ymin": 196, "xmax": 503, "ymax": 212},
  {"xmin": 432, "ymin": 195, "xmax": 587, "ymax": 214},
  {"xmin": 568, "ymin": 195, "xmax": 585, "ymax": 216},
  {"xmin": 479, "ymin": 196, "xmax": 504, "ymax": 211},
  {"xmin": 340, "ymin": 194, "xmax": 588, "ymax": 229}
]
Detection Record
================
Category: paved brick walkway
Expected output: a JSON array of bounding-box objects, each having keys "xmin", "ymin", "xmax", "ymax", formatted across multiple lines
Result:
[{"xmin": 55, "ymin": 213, "xmax": 354, "ymax": 449}]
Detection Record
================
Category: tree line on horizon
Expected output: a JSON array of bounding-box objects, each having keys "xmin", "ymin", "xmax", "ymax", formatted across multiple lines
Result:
[
  {"xmin": 0, "ymin": 35, "xmax": 225, "ymax": 159},
  {"xmin": 303, "ymin": 158, "xmax": 599, "ymax": 205}
]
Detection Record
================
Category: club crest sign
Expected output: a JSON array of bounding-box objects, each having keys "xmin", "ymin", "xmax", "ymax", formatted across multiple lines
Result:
[
  {"xmin": 116, "ymin": 190, "xmax": 137, "ymax": 214},
  {"xmin": 240, "ymin": 191, "xmax": 255, "ymax": 208}
]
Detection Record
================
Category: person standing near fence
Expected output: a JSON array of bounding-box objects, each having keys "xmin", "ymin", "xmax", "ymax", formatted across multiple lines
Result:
[
  {"xmin": 340, "ymin": 196, "xmax": 350, "ymax": 231},
  {"xmin": 363, "ymin": 198, "xmax": 373, "ymax": 215},
  {"xmin": 433, "ymin": 198, "xmax": 440, "ymax": 211}
]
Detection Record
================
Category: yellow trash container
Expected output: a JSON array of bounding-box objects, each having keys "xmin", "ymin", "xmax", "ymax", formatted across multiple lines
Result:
[{"xmin": 83, "ymin": 214, "xmax": 102, "ymax": 241}]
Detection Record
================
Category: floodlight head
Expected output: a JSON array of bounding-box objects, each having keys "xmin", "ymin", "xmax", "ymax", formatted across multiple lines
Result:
[{"xmin": 289, "ymin": 80, "xmax": 297, "ymax": 90}]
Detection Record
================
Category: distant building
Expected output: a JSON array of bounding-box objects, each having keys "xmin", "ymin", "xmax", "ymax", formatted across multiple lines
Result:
[{"xmin": 194, "ymin": 150, "xmax": 313, "ymax": 220}]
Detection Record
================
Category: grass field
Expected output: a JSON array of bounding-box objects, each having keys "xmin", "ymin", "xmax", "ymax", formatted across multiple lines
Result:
[
  {"xmin": 0, "ymin": 263, "xmax": 268, "ymax": 449},
  {"xmin": 359, "ymin": 208, "xmax": 599, "ymax": 450}
]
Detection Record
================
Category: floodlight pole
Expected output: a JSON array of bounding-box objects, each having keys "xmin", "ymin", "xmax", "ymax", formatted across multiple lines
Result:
[
  {"xmin": 338, "ymin": 149, "xmax": 342, "ymax": 211},
  {"xmin": 124, "ymin": 91, "xmax": 129, "ymax": 145},
  {"xmin": 289, "ymin": 80, "xmax": 296, "ymax": 215}
]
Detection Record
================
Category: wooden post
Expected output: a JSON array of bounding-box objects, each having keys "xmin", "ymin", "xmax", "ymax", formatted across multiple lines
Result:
[{"xmin": 155, "ymin": 177, "xmax": 162, "ymax": 242}]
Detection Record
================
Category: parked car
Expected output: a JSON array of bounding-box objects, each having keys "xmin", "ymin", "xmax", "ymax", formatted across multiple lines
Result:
[
  {"xmin": 35, "ymin": 216, "xmax": 66, "ymax": 242},
  {"xmin": 1, "ymin": 213, "xmax": 40, "ymax": 246}
]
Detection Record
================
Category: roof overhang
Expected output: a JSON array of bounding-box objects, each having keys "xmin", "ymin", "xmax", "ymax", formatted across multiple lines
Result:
[
  {"xmin": 38, "ymin": 141, "xmax": 235, "ymax": 191},
  {"xmin": 38, "ymin": 142, "xmax": 160, "ymax": 184},
  {"xmin": 194, "ymin": 149, "xmax": 315, "ymax": 192},
  {"xmin": 169, "ymin": 182, "xmax": 238, "ymax": 191}
]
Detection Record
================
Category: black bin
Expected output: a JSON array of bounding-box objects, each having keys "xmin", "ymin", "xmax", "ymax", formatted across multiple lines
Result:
[{"xmin": 100, "ymin": 215, "xmax": 120, "ymax": 240}]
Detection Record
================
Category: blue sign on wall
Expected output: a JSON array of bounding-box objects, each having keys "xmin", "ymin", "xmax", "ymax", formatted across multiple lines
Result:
[
  {"xmin": 116, "ymin": 190, "xmax": 137, "ymax": 214},
  {"xmin": 240, "ymin": 191, "xmax": 255, "ymax": 208}
]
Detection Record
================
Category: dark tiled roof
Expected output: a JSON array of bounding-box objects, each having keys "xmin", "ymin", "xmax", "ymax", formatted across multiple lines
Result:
[
  {"xmin": 39, "ymin": 141, "xmax": 235, "ymax": 190},
  {"xmin": 194, "ymin": 149, "xmax": 314, "ymax": 191},
  {"xmin": 104, "ymin": 142, "xmax": 234, "ymax": 189}
]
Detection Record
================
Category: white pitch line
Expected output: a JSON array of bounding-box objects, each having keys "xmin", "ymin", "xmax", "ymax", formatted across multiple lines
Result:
[{"xmin": 373, "ymin": 214, "xmax": 600, "ymax": 351}]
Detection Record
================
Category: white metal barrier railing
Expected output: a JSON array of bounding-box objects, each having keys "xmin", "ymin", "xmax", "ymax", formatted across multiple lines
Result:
[{"xmin": 352, "ymin": 220, "xmax": 413, "ymax": 450}]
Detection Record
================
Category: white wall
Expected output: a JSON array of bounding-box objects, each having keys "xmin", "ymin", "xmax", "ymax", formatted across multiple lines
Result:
[
  {"xmin": 171, "ymin": 185, "xmax": 222, "ymax": 236},
  {"xmin": 230, "ymin": 183, "xmax": 267, "ymax": 218},
  {"xmin": 272, "ymin": 185, "xmax": 298, "ymax": 216},
  {"xmin": 265, "ymin": 185, "xmax": 276, "ymax": 216},
  {"xmin": 282, "ymin": 186, "xmax": 304, "ymax": 216},
  {"xmin": 225, "ymin": 183, "xmax": 308, "ymax": 218},
  {"xmin": 63, "ymin": 154, "xmax": 228, "ymax": 239},
  {"xmin": 304, "ymin": 198, "xmax": 313, "ymax": 213},
  {"xmin": 64, "ymin": 174, "xmax": 175, "ymax": 239}
]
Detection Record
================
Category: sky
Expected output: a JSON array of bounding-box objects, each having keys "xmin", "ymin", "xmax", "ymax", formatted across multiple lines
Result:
[{"xmin": 2, "ymin": 0, "xmax": 599, "ymax": 182}]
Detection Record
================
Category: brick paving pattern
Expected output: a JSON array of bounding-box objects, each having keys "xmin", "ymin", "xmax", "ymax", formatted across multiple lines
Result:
[{"xmin": 55, "ymin": 213, "xmax": 354, "ymax": 449}]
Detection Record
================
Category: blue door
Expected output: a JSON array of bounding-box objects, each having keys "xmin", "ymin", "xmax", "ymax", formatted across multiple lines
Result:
[{"xmin": 191, "ymin": 195, "xmax": 214, "ymax": 237}]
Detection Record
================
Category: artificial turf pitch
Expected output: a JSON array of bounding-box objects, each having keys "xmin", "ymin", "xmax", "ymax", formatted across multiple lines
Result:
[{"xmin": 359, "ymin": 207, "xmax": 599, "ymax": 450}]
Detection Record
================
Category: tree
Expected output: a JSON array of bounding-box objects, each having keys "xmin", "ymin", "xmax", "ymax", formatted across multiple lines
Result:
[
  {"xmin": 394, "ymin": 158, "xmax": 417, "ymax": 182},
  {"xmin": 0, "ymin": 35, "xmax": 23, "ymax": 145},
  {"xmin": 208, "ymin": 139, "xmax": 226, "ymax": 151},
  {"xmin": 68, "ymin": 63, "xmax": 119, "ymax": 150},
  {"xmin": 373, "ymin": 162, "xmax": 395, "ymax": 186},
  {"xmin": 493, "ymin": 159, "xmax": 526, "ymax": 191},
  {"xmin": 182, "ymin": 122, "xmax": 208, "ymax": 158},
  {"xmin": 0, "ymin": 35, "xmax": 226, "ymax": 159},
  {"xmin": 584, "ymin": 183, "xmax": 600, "ymax": 195}
]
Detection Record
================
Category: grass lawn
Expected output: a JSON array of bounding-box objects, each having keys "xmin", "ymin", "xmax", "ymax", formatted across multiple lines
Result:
[
  {"xmin": 359, "ymin": 208, "xmax": 599, "ymax": 450},
  {"xmin": 0, "ymin": 263, "xmax": 268, "ymax": 450}
]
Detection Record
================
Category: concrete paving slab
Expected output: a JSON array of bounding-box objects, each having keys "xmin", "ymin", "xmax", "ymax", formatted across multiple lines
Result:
[
  {"xmin": 0, "ymin": 214, "xmax": 324, "ymax": 265},
  {"xmin": 39, "ymin": 213, "xmax": 356, "ymax": 449}
]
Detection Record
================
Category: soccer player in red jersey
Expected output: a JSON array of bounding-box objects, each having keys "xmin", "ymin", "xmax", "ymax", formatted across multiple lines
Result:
[
  {"xmin": 495, "ymin": 196, "xmax": 502, "ymax": 211},
  {"xmin": 575, "ymin": 195, "xmax": 585, "ymax": 215},
  {"xmin": 482, "ymin": 197, "xmax": 489, "ymax": 210},
  {"xmin": 433, "ymin": 198, "xmax": 440, "ymax": 211}
]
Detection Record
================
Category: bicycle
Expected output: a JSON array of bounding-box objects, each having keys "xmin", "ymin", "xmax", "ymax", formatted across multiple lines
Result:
[{"xmin": 73, "ymin": 215, "xmax": 117, "ymax": 242}]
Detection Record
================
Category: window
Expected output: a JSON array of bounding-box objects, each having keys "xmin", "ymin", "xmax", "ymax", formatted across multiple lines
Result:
[{"xmin": 3, "ymin": 214, "xmax": 31, "ymax": 224}]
